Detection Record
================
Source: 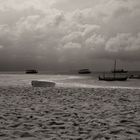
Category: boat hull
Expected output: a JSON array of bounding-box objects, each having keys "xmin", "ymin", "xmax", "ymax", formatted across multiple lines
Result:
[
  {"xmin": 26, "ymin": 70, "xmax": 38, "ymax": 74},
  {"xmin": 78, "ymin": 71, "xmax": 91, "ymax": 74},
  {"xmin": 31, "ymin": 81, "xmax": 55, "ymax": 87},
  {"xmin": 99, "ymin": 76, "xmax": 128, "ymax": 81},
  {"xmin": 26, "ymin": 72, "xmax": 38, "ymax": 74},
  {"xmin": 78, "ymin": 69, "xmax": 91, "ymax": 74}
]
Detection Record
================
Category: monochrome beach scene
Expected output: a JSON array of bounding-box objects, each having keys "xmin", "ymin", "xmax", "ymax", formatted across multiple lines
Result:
[{"xmin": 0, "ymin": 0, "xmax": 140, "ymax": 140}]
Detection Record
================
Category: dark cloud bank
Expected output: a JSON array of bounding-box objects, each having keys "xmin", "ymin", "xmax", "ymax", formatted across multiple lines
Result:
[{"xmin": 0, "ymin": 0, "xmax": 140, "ymax": 71}]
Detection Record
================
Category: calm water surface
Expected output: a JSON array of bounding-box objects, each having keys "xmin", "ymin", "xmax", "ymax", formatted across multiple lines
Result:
[{"xmin": 0, "ymin": 71, "xmax": 140, "ymax": 89}]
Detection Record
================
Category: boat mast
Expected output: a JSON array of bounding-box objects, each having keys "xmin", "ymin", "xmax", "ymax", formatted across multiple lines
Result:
[{"xmin": 114, "ymin": 60, "xmax": 116, "ymax": 78}]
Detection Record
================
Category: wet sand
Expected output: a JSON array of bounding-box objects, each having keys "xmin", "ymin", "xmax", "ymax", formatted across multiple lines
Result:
[{"xmin": 0, "ymin": 86, "xmax": 139, "ymax": 140}]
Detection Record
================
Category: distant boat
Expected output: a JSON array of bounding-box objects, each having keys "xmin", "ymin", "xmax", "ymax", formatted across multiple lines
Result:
[
  {"xmin": 78, "ymin": 69, "xmax": 91, "ymax": 74},
  {"xmin": 99, "ymin": 60, "xmax": 128, "ymax": 81},
  {"xmin": 25, "ymin": 69, "xmax": 38, "ymax": 74},
  {"xmin": 129, "ymin": 74, "xmax": 140, "ymax": 79}
]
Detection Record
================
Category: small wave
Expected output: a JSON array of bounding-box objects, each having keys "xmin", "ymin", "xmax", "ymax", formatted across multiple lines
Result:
[{"xmin": 56, "ymin": 82, "xmax": 140, "ymax": 90}]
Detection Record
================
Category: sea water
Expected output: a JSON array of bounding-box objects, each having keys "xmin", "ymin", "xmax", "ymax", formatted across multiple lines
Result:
[{"xmin": 0, "ymin": 71, "xmax": 140, "ymax": 89}]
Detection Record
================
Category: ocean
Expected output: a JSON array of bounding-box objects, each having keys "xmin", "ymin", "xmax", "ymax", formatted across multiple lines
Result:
[{"xmin": 0, "ymin": 71, "xmax": 140, "ymax": 89}]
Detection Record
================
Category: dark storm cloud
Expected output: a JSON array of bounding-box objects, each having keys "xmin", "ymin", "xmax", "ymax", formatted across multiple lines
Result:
[{"xmin": 0, "ymin": 0, "xmax": 140, "ymax": 70}]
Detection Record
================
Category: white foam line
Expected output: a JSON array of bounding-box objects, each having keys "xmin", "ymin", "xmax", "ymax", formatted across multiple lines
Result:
[{"xmin": 56, "ymin": 83, "xmax": 140, "ymax": 90}]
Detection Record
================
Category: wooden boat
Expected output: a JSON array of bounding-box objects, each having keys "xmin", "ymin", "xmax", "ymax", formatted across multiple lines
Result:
[
  {"xmin": 78, "ymin": 69, "xmax": 91, "ymax": 74},
  {"xmin": 31, "ymin": 80, "xmax": 55, "ymax": 87},
  {"xmin": 99, "ymin": 75, "xmax": 128, "ymax": 81},
  {"xmin": 99, "ymin": 60, "xmax": 128, "ymax": 81},
  {"xmin": 25, "ymin": 69, "xmax": 38, "ymax": 74}
]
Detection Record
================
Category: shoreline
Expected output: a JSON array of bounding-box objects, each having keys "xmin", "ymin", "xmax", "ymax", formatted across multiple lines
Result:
[
  {"xmin": 1, "ymin": 83, "xmax": 140, "ymax": 90},
  {"xmin": 0, "ymin": 86, "xmax": 139, "ymax": 139}
]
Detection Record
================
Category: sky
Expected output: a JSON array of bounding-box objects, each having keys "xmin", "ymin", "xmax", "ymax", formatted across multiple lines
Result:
[{"xmin": 0, "ymin": 0, "xmax": 140, "ymax": 71}]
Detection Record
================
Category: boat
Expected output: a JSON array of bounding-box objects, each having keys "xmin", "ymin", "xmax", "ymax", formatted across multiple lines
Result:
[
  {"xmin": 31, "ymin": 80, "xmax": 55, "ymax": 87},
  {"xmin": 99, "ymin": 60, "xmax": 128, "ymax": 81},
  {"xmin": 78, "ymin": 69, "xmax": 91, "ymax": 74},
  {"xmin": 25, "ymin": 69, "xmax": 38, "ymax": 74},
  {"xmin": 99, "ymin": 75, "xmax": 128, "ymax": 81},
  {"xmin": 129, "ymin": 74, "xmax": 140, "ymax": 79}
]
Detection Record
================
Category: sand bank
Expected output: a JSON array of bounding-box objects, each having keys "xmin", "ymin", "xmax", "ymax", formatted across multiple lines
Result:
[{"xmin": 0, "ymin": 86, "xmax": 139, "ymax": 140}]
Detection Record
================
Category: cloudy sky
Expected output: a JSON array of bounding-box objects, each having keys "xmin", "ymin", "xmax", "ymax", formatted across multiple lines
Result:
[{"xmin": 0, "ymin": 0, "xmax": 140, "ymax": 71}]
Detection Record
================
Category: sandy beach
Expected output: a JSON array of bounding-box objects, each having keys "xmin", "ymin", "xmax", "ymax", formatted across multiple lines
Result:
[{"xmin": 0, "ymin": 86, "xmax": 139, "ymax": 140}]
